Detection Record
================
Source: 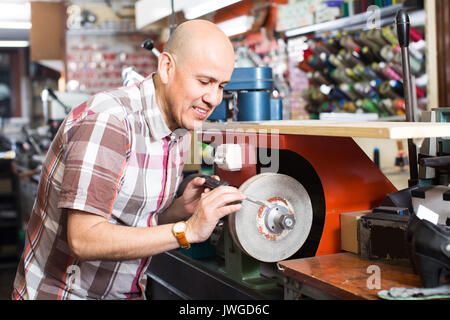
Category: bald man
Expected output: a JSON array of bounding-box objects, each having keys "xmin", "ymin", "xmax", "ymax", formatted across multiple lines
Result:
[{"xmin": 13, "ymin": 20, "xmax": 244, "ymax": 300}]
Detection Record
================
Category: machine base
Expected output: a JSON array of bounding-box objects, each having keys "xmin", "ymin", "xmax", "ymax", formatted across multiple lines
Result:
[{"xmin": 146, "ymin": 251, "xmax": 283, "ymax": 300}]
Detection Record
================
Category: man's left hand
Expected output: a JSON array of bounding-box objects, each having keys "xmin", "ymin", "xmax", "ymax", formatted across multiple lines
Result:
[{"xmin": 181, "ymin": 175, "xmax": 220, "ymax": 214}]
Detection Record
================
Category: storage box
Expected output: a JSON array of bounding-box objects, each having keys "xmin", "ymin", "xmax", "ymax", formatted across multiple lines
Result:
[
  {"xmin": 340, "ymin": 210, "xmax": 370, "ymax": 254},
  {"xmin": 359, "ymin": 212, "xmax": 411, "ymax": 266}
]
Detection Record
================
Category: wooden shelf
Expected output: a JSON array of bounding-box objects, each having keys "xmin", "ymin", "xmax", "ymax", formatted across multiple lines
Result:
[{"xmin": 201, "ymin": 120, "xmax": 450, "ymax": 140}]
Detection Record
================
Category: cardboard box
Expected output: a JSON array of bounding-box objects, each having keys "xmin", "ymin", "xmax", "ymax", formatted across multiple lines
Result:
[{"xmin": 340, "ymin": 210, "xmax": 370, "ymax": 254}]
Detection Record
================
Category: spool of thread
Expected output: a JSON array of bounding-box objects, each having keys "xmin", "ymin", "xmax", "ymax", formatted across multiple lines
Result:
[
  {"xmin": 357, "ymin": 31, "xmax": 378, "ymax": 48},
  {"xmin": 393, "ymin": 98, "xmax": 405, "ymax": 114},
  {"xmin": 319, "ymin": 53, "xmax": 336, "ymax": 70},
  {"xmin": 338, "ymin": 100, "xmax": 357, "ymax": 113},
  {"xmin": 410, "ymin": 39, "xmax": 426, "ymax": 54},
  {"xmin": 370, "ymin": 44, "xmax": 384, "ymax": 61},
  {"xmin": 380, "ymin": 44, "xmax": 395, "ymax": 62},
  {"xmin": 389, "ymin": 62, "xmax": 404, "ymax": 78},
  {"xmin": 410, "ymin": 26, "xmax": 424, "ymax": 42},
  {"xmin": 325, "ymin": 38, "xmax": 341, "ymax": 54},
  {"xmin": 360, "ymin": 0, "xmax": 368, "ymax": 12},
  {"xmin": 320, "ymin": 102, "xmax": 336, "ymax": 112},
  {"xmin": 415, "ymin": 73, "xmax": 428, "ymax": 89},
  {"xmin": 339, "ymin": 34, "xmax": 360, "ymax": 51},
  {"xmin": 306, "ymin": 72, "xmax": 317, "ymax": 86},
  {"xmin": 379, "ymin": 81, "xmax": 401, "ymax": 99},
  {"xmin": 363, "ymin": 65, "xmax": 380, "ymax": 80},
  {"xmin": 356, "ymin": 98, "xmax": 379, "ymax": 113},
  {"xmin": 389, "ymin": 80, "xmax": 404, "ymax": 96},
  {"xmin": 378, "ymin": 99, "xmax": 395, "ymax": 115},
  {"xmin": 341, "ymin": 50, "xmax": 360, "ymax": 68},
  {"xmin": 331, "ymin": 87, "xmax": 351, "ymax": 100},
  {"xmin": 361, "ymin": 46, "xmax": 379, "ymax": 63},
  {"xmin": 370, "ymin": 63, "xmax": 389, "ymax": 80},
  {"xmin": 307, "ymin": 39, "xmax": 320, "ymax": 55},
  {"xmin": 368, "ymin": 28, "xmax": 389, "ymax": 46},
  {"xmin": 345, "ymin": 68, "xmax": 359, "ymax": 81},
  {"xmin": 298, "ymin": 60, "xmax": 316, "ymax": 73},
  {"xmin": 330, "ymin": 68, "xmax": 354, "ymax": 84},
  {"xmin": 409, "ymin": 46, "xmax": 424, "ymax": 62},
  {"xmin": 313, "ymin": 71, "xmax": 332, "ymax": 86},
  {"xmin": 329, "ymin": 54, "xmax": 347, "ymax": 69},
  {"xmin": 415, "ymin": 85, "xmax": 425, "ymax": 98},
  {"xmin": 307, "ymin": 55, "xmax": 325, "ymax": 70},
  {"xmin": 381, "ymin": 26, "xmax": 398, "ymax": 45},
  {"xmin": 348, "ymin": 0, "xmax": 355, "ymax": 16},
  {"xmin": 354, "ymin": 82, "xmax": 379, "ymax": 99},
  {"xmin": 381, "ymin": 62, "xmax": 403, "ymax": 81},
  {"xmin": 311, "ymin": 87, "xmax": 327, "ymax": 102},
  {"xmin": 353, "ymin": 64, "xmax": 369, "ymax": 81},
  {"xmin": 372, "ymin": 98, "xmax": 388, "ymax": 116},
  {"xmin": 323, "ymin": 68, "xmax": 338, "ymax": 84},
  {"xmin": 369, "ymin": 79, "xmax": 382, "ymax": 91},
  {"xmin": 393, "ymin": 52, "xmax": 422, "ymax": 74},
  {"xmin": 320, "ymin": 84, "xmax": 350, "ymax": 100},
  {"xmin": 340, "ymin": 83, "xmax": 361, "ymax": 100}
]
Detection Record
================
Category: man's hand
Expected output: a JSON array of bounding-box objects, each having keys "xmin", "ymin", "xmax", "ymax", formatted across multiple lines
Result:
[
  {"xmin": 181, "ymin": 175, "xmax": 220, "ymax": 214},
  {"xmin": 185, "ymin": 185, "xmax": 245, "ymax": 243}
]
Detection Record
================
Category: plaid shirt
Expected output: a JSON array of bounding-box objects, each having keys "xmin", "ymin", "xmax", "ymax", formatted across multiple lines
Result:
[{"xmin": 13, "ymin": 75, "xmax": 191, "ymax": 299}]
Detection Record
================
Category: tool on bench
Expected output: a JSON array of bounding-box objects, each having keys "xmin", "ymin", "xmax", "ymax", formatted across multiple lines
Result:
[{"xmin": 202, "ymin": 175, "xmax": 274, "ymax": 208}]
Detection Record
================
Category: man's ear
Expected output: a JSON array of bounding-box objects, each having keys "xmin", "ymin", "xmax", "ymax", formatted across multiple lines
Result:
[{"xmin": 157, "ymin": 52, "xmax": 175, "ymax": 84}]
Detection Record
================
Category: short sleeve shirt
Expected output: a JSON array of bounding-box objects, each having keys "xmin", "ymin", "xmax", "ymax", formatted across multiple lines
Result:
[{"xmin": 13, "ymin": 75, "xmax": 191, "ymax": 300}]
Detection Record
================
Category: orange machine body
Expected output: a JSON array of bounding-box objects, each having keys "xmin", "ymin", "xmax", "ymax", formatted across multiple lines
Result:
[{"xmin": 199, "ymin": 130, "xmax": 397, "ymax": 257}]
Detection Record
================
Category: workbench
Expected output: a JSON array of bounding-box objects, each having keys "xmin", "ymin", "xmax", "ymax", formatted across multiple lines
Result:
[
  {"xmin": 278, "ymin": 252, "xmax": 422, "ymax": 300},
  {"xmin": 147, "ymin": 119, "xmax": 448, "ymax": 300}
]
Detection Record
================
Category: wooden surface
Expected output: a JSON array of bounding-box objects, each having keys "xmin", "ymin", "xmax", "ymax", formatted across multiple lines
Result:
[
  {"xmin": 201, "ymin": 120, "xmax": 450, "ymax": 139},
  {"xmin": 278, "ymin": 252, "xmax": 422, "ymax": 300}
]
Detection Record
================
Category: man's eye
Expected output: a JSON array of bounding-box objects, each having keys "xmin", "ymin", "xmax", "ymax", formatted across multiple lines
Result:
[{"xmin": 199, "ymin": 80, "xmax": 209, "ymax": 85}]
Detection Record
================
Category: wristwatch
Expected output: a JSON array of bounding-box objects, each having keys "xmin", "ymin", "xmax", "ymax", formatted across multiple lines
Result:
[{"xmin": 172, "ymin": 221, "xmax": 191, "ymax": 249}]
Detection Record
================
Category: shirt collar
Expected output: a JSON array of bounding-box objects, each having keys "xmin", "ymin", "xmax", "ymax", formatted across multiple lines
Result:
[{"xmin": 139, "ymin": 73, "xmax": 172, "ymax": 141}]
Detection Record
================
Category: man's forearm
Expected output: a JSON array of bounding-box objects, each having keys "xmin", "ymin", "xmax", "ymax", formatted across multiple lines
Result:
[{"xmin": 67, "ymin": 209, "xmax": 180, "ymax": 261}]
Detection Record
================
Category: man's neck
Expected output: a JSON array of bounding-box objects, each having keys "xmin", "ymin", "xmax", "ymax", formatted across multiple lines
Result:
[{"xmin": 153, "ymin": 73, "xmax": 176, "ymax": 131}]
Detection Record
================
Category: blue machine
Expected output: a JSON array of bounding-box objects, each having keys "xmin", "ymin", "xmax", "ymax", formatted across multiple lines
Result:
[{"xmin": 208, "ymin": 67, "xmax": 282, "ymax": 122}]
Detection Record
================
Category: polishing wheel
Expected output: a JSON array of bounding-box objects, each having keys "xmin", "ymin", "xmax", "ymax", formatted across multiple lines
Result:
[{"xmin": 228, "ymin": 173, "xmax": 313, "ymax": 262}]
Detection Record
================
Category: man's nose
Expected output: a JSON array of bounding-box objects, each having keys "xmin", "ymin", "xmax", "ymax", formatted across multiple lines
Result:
[{"xmin": 203, "ymin": 87, "xmax": 223, "ymax": 107}]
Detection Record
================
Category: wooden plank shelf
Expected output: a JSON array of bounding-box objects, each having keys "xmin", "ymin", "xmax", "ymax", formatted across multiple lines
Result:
[{"xmin": 201, "ymin": 120, "xmax": 450, "ymax": 140}]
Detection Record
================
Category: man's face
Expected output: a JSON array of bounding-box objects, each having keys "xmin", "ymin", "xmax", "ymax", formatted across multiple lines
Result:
[{"xmin": 165, "ymin": 49, "xmax": 234, "ymax": 130}]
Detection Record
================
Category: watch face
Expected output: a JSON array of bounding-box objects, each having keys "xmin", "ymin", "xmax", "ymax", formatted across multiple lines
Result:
[{"xmin": 174, "ymin": 222, "xmax": 186, "ymax": 233}]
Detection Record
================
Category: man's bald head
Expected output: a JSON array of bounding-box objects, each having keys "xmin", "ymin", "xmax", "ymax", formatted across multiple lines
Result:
[{"xmin": 163, "ymin": 19, "xmax": 234, "ymax": 67}]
